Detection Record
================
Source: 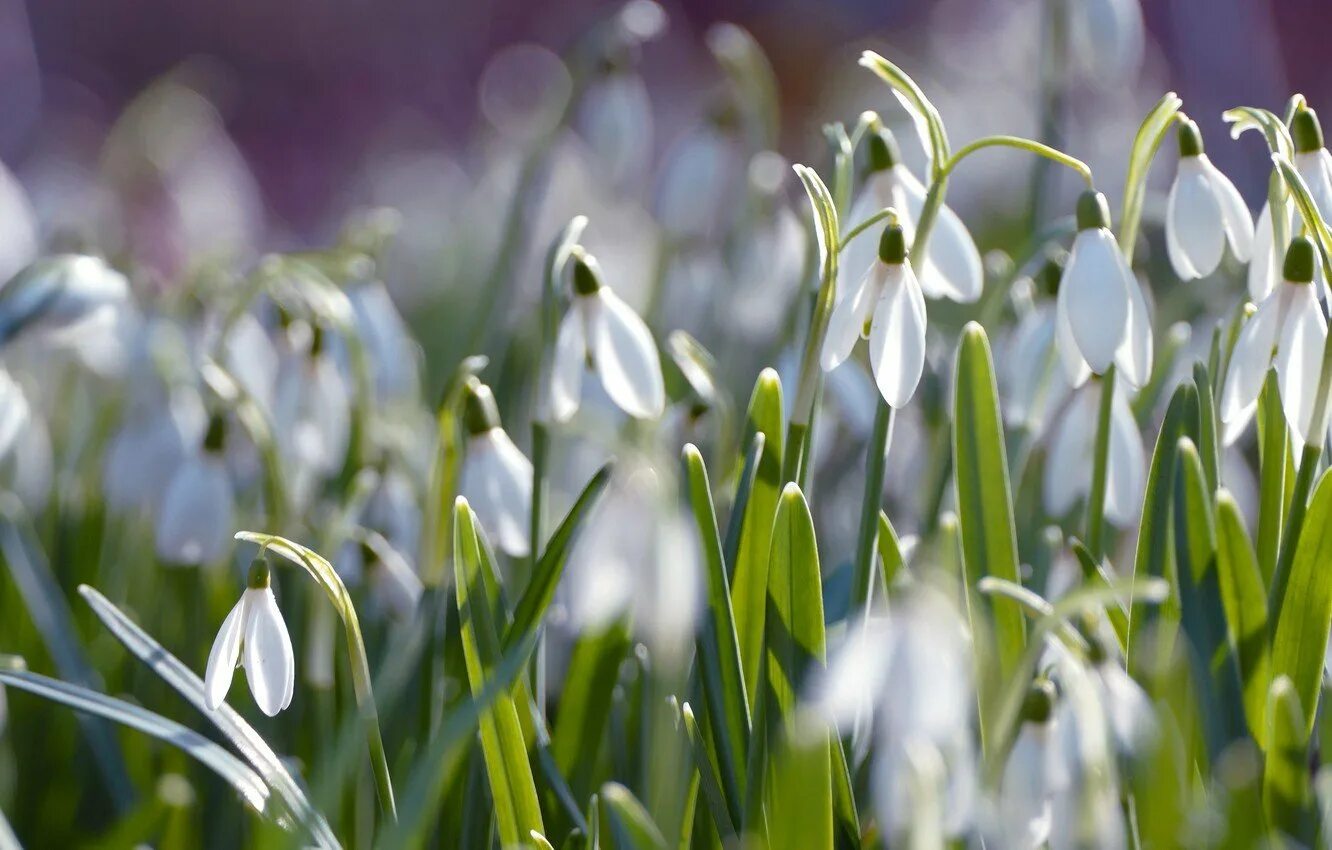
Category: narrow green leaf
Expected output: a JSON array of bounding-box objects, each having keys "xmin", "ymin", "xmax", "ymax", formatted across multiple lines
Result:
[
  {"xmin": 1070, "ymin": 540, "xmax": 1130, "ymax": 651},
  {"xmin": 951, "ymin": 323, "xmax": 1025, "ymax": 676},
  {"xmin": 454, "ymin": 498, "xmax": 545, "ymax": 845},
  {"xmin": 682, "ymin": 444, "xmax": 750, "ymax": 822},
  {"xmin": 0, "ymin": 669, "xmax": 269, "ymax": 814},
  {"xmin": 876, "ymin": 511, "xmax": 905, "ymax": 594},
  {"xmin": 1215, "ymin": 490, "xmax": 1271, "ymax": 750},
  {"xmin": 681, "ymin": 703, "xmax": 736, "ymax": 840},
  {"xmin": 552, "ymin": 624, "xmax": 632, "ymax": 803},
  {"xmin": 1173, "ymin": 438, "xmax": 1246, "ymax": 759},
  {"xmin": 505, "ymin": 463, "xmax": 613, "ymax": 652},
  {"xmin": 722, "ymin": 433, "xmax": 765, "ymax": 575},
  {"xmin": 1256, "ymin": 370, "xmax": 1287, "ymax": 585},
  {"xmin": 762, "ymin": 484, "xmax": 833, "ymax": 850},
  {"xmin": 1269, "ymin": 469, "xmax": 1332, "ymax": 742},
  {"xmin": 1264, "ymin": 676, "xmax": 1313, "ymax": 840},
  {"xmin": 732, "ymin": 368, "xmax": 785, "ymax": 715},
  {"xmin": 602, "ymin": 782, "xmax": 668, "ymax": 850},
  {"xmin": 1192, "ymin": 361, "xmax": 1220, "ymax": 493}
]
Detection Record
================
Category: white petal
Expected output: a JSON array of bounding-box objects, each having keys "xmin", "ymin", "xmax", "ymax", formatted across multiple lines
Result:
[
  {"xmin": 549, "ymin": 307, "xmax": 586, "ymax": 423},
  {"xmin": 1044, "ymin": 387, "xmax": 1097, "ymax": 516},
  {"xmin": 1202, "ymin": 156, "xmax": 1254, "ymax": 262},
  {"xmin": 1001, "ymin": 721, "xmax": 1055, "ymax": 848},
  {"xmin": 835, "ymin": 189, "xmax": 886, "ymax": 317},
  {"xmin": 1247, "ymin": 202, "xmax": 1279, "ymax": 301},
  {"xmin": 589, "ymin": 289, "xmax": 665, "ymax": 419},
  {"xmin": 1060, "ymin": 229, "xmax": 1129, "ymax": 374},
  {"xmin": 821, "ymin": 263, "xmax": 880, "ymax": 371},
  {"xmin": 1095, "ymin": 661, "xmax": 1155, "ymax": 755},
  {"xmin": 1165, "ymin": 157, "xmax": 1224, "ymax": 280},
  {"xmin": 460, "ymin": 430, "xmax": 533, "ymax": 557},
  {"xmin": 897, "ymin": 166, "xmax": 983, "ymax": 303},
  {"xmin": 204, "ymin": 597, "xmax": 246, "ymax": 710},
  {"xmin": 1275, "ymin": 284, "xmax": 1327, "ymax": 449},
  {"xmin": 154, "ymin": 455, "xmax": 235, "ymax": 565},
  {"xmin": 1220, "ymin": 295, "xmax": 1282, "ymax": 434},
  {"xmin": 0, "ymin": 370, "xmax": 30, "ymax": 461},
  {"xmin": 1115, "ymin": 274, "xmax": 1153, "ymax": 388},
  {"xmin": 1104, "ymin": 387, "xmax": 1146, "ymax": 526},
  {"xmin": 1054, "ymin": 290, "xmax": 1092, "ymax": 388},
  {"xmin": 242, "ymin": 587, "xmax": 295, "ymax": 716},
  {"xmin": 867, "ymin": 263, "xmax": 928, "ymax": 408}
]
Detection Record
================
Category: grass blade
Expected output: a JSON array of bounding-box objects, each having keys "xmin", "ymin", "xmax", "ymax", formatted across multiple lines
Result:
[{"xmin": 1214, "ymin": 490, "xmax": 1271, "ymax": 750}]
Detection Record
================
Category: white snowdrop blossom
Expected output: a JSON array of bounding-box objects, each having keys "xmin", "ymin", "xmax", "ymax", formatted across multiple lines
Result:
[
  {"xmin": 104, "ymin": 388, "xmax": 205, "ymax": 513},
  {"xmin": 996, "ymin": 680, "xmax": 1058, "ymax": 848},
  {"xmin": 821, "ymin": 221, "xmax": 928, "ymax": 408},
  {"xmin": 1220, "ymin": 237, "xmax": 1326, "ymax": 448},
  {"xmin": 1165, "ymin": 118, "xmax": 1254, "ymax": 280},
  {"xmin": 204, "ymin": 558, "xmax": 295, "ymax": 716},
  {"xmin": 813, "ymin": 586, "xmax": 976, "ymax": 840},
  {"xmin": 1044, "ymin": 379, "xmax": 1145, "ymax": 526},
  {"xmin": 838, "ymin": 127, "xmax": 982, "ymax": 305},
  {"xmin": 0, "ymin": 160, "xmax": 38, "ymax": 286},
  {"xmin": 1054, "ymin": 191, "xmax": 1152, "ymax": 387},
  {"xmin": 549, "ymin": 250, "xmax": 665, "ymax": 422},
  {"xmin": 1001, "ymin": 261, "xmax": 1073, "ymax": 436},
  {"xmin": 0, "ymin": 255, "xmax": 129, "ymax": 347},
  {"xmin": 273, "ymin": 328, "xmax": 351, "ymax": 486},
  {"xmin": 348, "ymin": 278, "xmax": 421, "ymax": 403},
  {"xmin": 578, "ymin": 68, "xmax": 653, "ymax": 192},
  {"xmin": 458, "ymin": 378, "xmax": 533, "ymax": 557},
  {"xmin": 0, "ymin": 369, "xmax": 30, "ymax": 462},
  {"xmin": 155, "ymin": 414, "xmax": 235, "ymax": 565},
  {"xmin": 1249, "ymin": 107, "xmax": 1332, "ymax": 301}
]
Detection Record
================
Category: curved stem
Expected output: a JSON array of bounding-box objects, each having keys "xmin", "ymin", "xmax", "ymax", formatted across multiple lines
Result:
[
  {"xmin": 851, "ymin": 403, "xmax": 894, "ymax": 612},
  {"xmin": 837, "ymin": 208, "xmax": 899, "ymax": 253},
  {"xmin": 940, "ymin": 135, "xmax": 1094, "ymax": 187}
]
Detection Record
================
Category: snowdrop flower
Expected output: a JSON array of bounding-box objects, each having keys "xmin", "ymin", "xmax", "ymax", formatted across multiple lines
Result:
[
  {"xmin": 104, "ymin": 388, "xmax": 205, "ymax": 513},
  {"xmin": 549, "ymin": 250, "xmax": 665, "ymax": 422},
  {"xmin": 155, "ymin": 414, "xmax": 235, "ymax": 565},
  {"xmin": 1054, "ymin": 191, "xmax": 1152, "ymax": 387},
  {"xmin": 578, "ymin": 65, "xmax": 652, "ymax": 192},
  {"xmin": 839, "ymin": 127, "xmax": 982, "ymax": 304},
  {"xmin": 0, "ymin": 255, "xmax": 129, "ymax": 347},
  {"xmin": 274, "ymin": 326, "xmax": 351, "ymax": 482},
  {"xmin": 1165, "ymin": 118, "xmax": 1253, "ymax": 280},
  {"xmin": 1087, "ymin": 643, "xmax": 1156, "ymax": 758},
  {"xmin": 204, "ymin": 558, "xmax": 295, "ymax": 716},
  {"xmin": 0, "ymin": 369, "xmax": 29, "ymax": 462},
  {"xmin": 458, "ymin": 378, "xmax": 533, "ymax": 557},
  {"xmin": 813, "ymin": 587, "xmax": 976, "ymax": 840},
  {"xmin": 822, "ymin": 221, "xmax": 927, "ymax": 407},
  {"xmin": 997, "ymin": 679, "xmax": 1058, "ymax": 848},
  {"xmin": 1249, "ymin": 107, "xmax": 1332, "ymax": 301},
  {"xmin": 0, "ymin": 160, "xmax": 38, "ymax": 286},
  {"xmin": 348, "ymin": 278, "xmax": 420, "ymax": 403},
  {"xmin": 1221, "ymin": 237, "xmax": 1326, "ymax": 448},
  {"xmin": 1069, "ymin": 0, "xmax": 1144, "ymax": 82},
  {"xmin": 1001, "ymin": 256, "xmax": 1073, "ymax": 435},
  {"xmin": 1044, "ymin": 380, "xmax": 1145, "ymax": 526}
]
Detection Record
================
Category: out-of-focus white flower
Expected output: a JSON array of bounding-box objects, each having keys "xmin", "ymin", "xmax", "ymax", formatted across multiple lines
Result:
[
  {"xmin": 1165, "ymin": 119, "xmax": 1253, "ymax": 280},
  {"xmin": 273, "ymin": 328, "xmax": 351, "ymax": 490},
  {"xmin": 0, "ymin": 255, "xmax": 129, "ymax": 347},
  {"xmin": 839, "ymin": 127, "xmax": 982, "ymax": 305},
  {"xmin": 204, "ymin": 558, "xmax": 295, "ymax": 717},
  {"xmin": 821, "ymin": 222, "xmax": 928, "ymax": 408},
  {"xmin": 0, "ymin": 159, "xmax": 38, "ymax": 286},
  {"xmin": 1054, "ymin": 191, "xmax": 1152, "ymax": 388},
  {"xmin": 1088, "ymin": 653, "xmax": 1156, "ymax": 757},
  {"xmin": 1069, "ymin": 0, "xmax": 1145, "ymax": 82},
  {"xmin": 1250, "ymin": 108, "xmax": 1332, "ymax": 301},
  {"xmin": 155, "ymin": 414, "xmax": 235, "ymax": 565},
  {"xmin": 655, "ymin": 112, "xmax": 739, "ymax": 241},
  {"xmin": 220, "ymin": 313, "xmax": 279, "ymax": 416},
  {"xmin": 348, "ymin": 279, "xmax": 421, "ymax": 403},
  {"xmin": 0, "ymin": 369, "xmax": 30, "ymax": 462},
  {"xmin": 813, "ymin": 586, "xmax": 975, "ymax": 840},
  {"xmin": 7, "ymin": 406, "xmax": 52, "ymax": 510},
  {"xmin": 578, "ymin": 69, "xmax": 653, "ymax": 193},
  {"xmin": 1220, "ymin": 237, "xmax": 1325, "ymax": 448},
  {"xmin": 998, "ymin": 679, "xmax": 1058, "ymax": 848},
  {"xmin": 1044, "ymin": 380, "xmax": 1145, "ymax": 527},
  {"xmin": 564, "ymin": 456, "xmax": 700, "ymax": 658},
  {"xmin": 104, "ymin": 387, "xmax": 205, "ymax": 513},
  {"xmin": 1001, "ymin": 264, "xmax": 1073, "ymax": 436},
  {"xmin": 459, "ymin": 379, "xmax": 533, "ymax": 558},
  {"xmin": 549, "ymin": 250, "xmax": 665, "ymax": 422}
]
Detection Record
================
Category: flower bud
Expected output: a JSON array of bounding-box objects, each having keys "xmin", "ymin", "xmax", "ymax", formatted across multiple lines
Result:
[{"xmin": 1075, "ymin": 190, "xmax": 1112, "ymax": 231}]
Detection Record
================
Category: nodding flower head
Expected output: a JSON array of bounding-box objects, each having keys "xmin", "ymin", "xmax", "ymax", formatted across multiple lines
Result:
[
  {"xmin": 1164, "ymin": 117, "xmax": 1254, "ymax": 281},
  {"xmin": 458, "ymin": 378, "xmax": 533, "ymax": 557},
  {"xmin": 204, "ymin": 557, "xmax": 296, "ymax": 717}
]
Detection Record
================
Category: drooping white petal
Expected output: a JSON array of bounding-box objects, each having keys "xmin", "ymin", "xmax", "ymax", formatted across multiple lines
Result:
[
  {"xmin": 1275, "ymin": 283, "xmax": 1327, "ymax": 449},
  {"xmin": 1248, "ymin": 202, "xmax": 1278, "ymax": 300},
  {"xmin": 1220, "ymin": 294, "xmax": 1284, "ymax": 441},
  {"xmin": 821, "ymin": 263, "xmax": 881, "ymax": 371},
  {"xmin": 0, "ymin": 369, "xmax": 30, "ymax": 461},
  {"xmin": 837, "ymin": 185, "xmax": 897, "ymax": 317},
  {"xmin": 1202, "ymin": 156, "xmax": 1255, "ymax": 262},
  {"xmin": 1060, "ymin": 229, "xmax": 1130, "ymax": 374},
  {"xmin": 1115, "ymin": 273, "xmax": 1153, "ymax": 388},
  {"xmin": 867, "ymin": 263, "xmax": 928, "ymax": 408},
  {"xmin": 241, "ymin": 587, "xmax": 295, "ymax": 716},
  {"xmin": 1000, "ymin": 720, "xmax": 1056, "ymax": 849},
  {"xmin": 897, "ymin": 166, "xmax": 983, "ymax": 303},
  {"xmin": 1165, "ymin": 157, "xmax": 1224, "ymax": 280},
  {"xmin": 1044, "ymin": 386, "xmax": 1098, "ymax": 517},
  {"xmin": 1092, "ymin": 660, "xmax": 1156, "ymax": 756},
  {"xmin": 459, "ymin": 429, "xmax": 533, "ymax": 557},
  {"xmin": 589, "ymin": 289, "xmax": 665, "ymax": 419},
  {"xmin": 154, "ymin": 454, "xmax": 235, "ymax": 565},
  {"xmin": 0, "ymin": 161, "xmax": 38, "ymax": 286},
  {"xmin": 1104, "ymin": 387, "xmax": 1146, "ymax": 526},
  {"xmin": 1054, "ymin": 291, "xmax": 1092, "ymax": 388},
  {"xmin": 549, "ymin": 305, "xmax": 587, "ymax": 423},
  {"xmin": 204, "ymin": 596, "xmax": 247, "ymax": 709}
]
